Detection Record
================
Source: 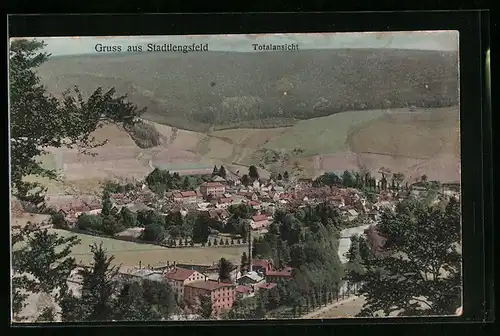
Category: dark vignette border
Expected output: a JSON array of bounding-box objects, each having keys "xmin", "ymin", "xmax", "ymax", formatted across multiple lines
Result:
[{"xmin": 6, "ymin": 10, "xmax": 493, "ymax": 332}]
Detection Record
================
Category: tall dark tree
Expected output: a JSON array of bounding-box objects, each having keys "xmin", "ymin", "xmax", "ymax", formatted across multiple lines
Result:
[
  {"xmin": 240, "ymin": 174, "xmax": 250, "ymax": 187},
  {"xmin": 341, "ymin": 170, "xmax": 354, "ymax": 188},
  {"xmin": 61, "ymin": 243, "xmax": 120, "ymax": 322},
  {"xmin": 218, "ymin": 258, "xmax": 234, "ymax": 283},
  {"xmin": 9, "ymin": 39, "xmax": 144, "ymax": 205},
  {"xmin": 344, "ymin": 235, "xmax": 365, "ymax": 289},
  {"xmin": 182, "ymin": 176, "xmax": 191, "ymax": 190},
  {"xmin": 277, "ymin": 173, "xmax": 283, "ymax": 181},
  {"xmin": 101, "ymin": 188, "xmax": 112, "ymax": 218},
  {"xmin": 218, "ymin": 166, "xmax": 227, "ymax": 179},
  {"xmin": 192, "ymin": 215, "xmax": 210, "ymax": 244},
  {"xmin": 248, "ymin": 165, "xmax": 259, "ymax": 180},
  {"xmin": 241, "ymin": 252, "xmax": 248, "ymax": 268},
  {"xmin": 212, "ymin": 165, "xmax": 218, "ymax": 176},
  {"xmin": 357, "ymin": 197, "xmax": 461, "ymax": 317},
  {"xmin": 283, "ymin": 171, "xmax": 289, "ymax": 180}
]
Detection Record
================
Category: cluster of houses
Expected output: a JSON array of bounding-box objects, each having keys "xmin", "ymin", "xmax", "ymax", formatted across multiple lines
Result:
[
  {"xmin": 114, "ymin": 258, "xmax": 294, "ymax": 318},
  {"xmin": 51, "ymin": 169, "xmax": 460, "ymax": 240}
]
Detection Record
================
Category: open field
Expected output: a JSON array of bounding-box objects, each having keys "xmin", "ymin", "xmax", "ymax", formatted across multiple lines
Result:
[
  {"xmin": 50, "ymin": 229, "xmax": 246, "ymax": 267},
  {"xmin": 348, "ymin": 107, "xmax": 459, "ymax": 159},
  {"xmin": 262, "ymin": 110, "xmax": 388, "ymax": 157}
]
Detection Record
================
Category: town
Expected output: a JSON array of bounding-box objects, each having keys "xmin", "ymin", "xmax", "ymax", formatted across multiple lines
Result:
[{"xmin": 24, "ymin": 164, "xmax": 460, "ymax": 320}]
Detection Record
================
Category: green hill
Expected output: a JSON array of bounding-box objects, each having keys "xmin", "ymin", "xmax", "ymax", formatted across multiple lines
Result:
[{"xmin": 37, "ymin": 49, "xmax": 458, "ymax": 132}]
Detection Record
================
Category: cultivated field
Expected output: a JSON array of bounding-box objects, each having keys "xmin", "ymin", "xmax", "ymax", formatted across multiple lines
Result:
[
  {"xmin": 348, "ymin": 108, "xmax": 459, "ymax": 159},
  {"xmin": 50, "ymin": 229, "xmax": 246, "ymax": 267},
  {"xmin": 262, "ymin": 110, "xmax": 388, "ymax": 156}
]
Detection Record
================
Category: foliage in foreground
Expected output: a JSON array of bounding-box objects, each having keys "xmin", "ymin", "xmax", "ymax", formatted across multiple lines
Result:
[{"xmin": 354, "ymin": 196, "xmax": 461, "ymax": 317}]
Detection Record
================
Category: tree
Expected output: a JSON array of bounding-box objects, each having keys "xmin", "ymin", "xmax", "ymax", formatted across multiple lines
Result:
[
  {"xmin": 212, "ymin": 165, "xmax": 218, "ymax": 176},
  {"xmin": 9, "ymin": 39, "xmax": 145, "ymax": 205},
  {"xmin": 344, "ymin": 235, "xmax": 365, "ymax": 288},
  {"xmin": 248, "ymin": 165, "xmax": 259, "ymax": 180},
  {"xmin": 213, "ymin": 238, "xmax": 218, "ymax": 246},
  {"xmin": 198, "ymin": 295, "xmax": 213, "ymax": 319},
  {"xmin": 101, "ymin": 190, "xmax": 112, "ymax": 217},
  {"xmin": 192, "ymin": 215, "xmax": 210, "ymax": 244},
  {"xmin": 208, "ymin": 239, "xmax": 212, "ymax": 247},
  {"xmin": 182, "ymin": 176, "xmax": 191, "ymax": 190},
  {"xmin": 218, "ymin": 166, "xmax": 227, "ymax": 179},
  {"xmin": 190, "ymin": 240, "xmax": 195, "ymax": 247},
  {"xmin": 241, "ymin": 174, "xmax": 250, "ymax": 187},
  {"xmin": 341, "ymin": 170, "xmax": 354, "ymax": 188},
  {"xmin": 51, "ymin": 212, "xmax": 68, "ymax": 229},
  {"xmin": 120, "ymin": 207, "xmax": 138, "ymax": 228},
  {"xmin": 219, "ymin": 237, "xmax": 225, "ymax": 246},
  {"xmin": 225, "ymin": 238, "xmax": 230, "ymax": 245},
  {"xmin": 141, "ymin": 223, "xmax": 166, "ymax": 243},
  {"xmin": 277, "ymin": 173, "xmax": 283, "ymax": 181},
  {"xmin": 218, "ymin": 258, "xmax": 233, "ymax": 283},
  {"xmin": 421, "ymin": 174, "xmax": 428, "ymax": 184},
  {"xmin": 357, "ymin": 197, "xmax": 461, "ymax": 317},
  {"xmin": 241, "ymin": 252, "xmax": 248, "ymax": 268},
  {"xmin": 392, "ymin": 172, "xmax": 405, "ymax": 189},
  {"xmin": 114, "ymin": 279, "xmax": 177, "ymax": 321},
  {"xmin": 11, "ymin": 225, "xmax": 81, "ymax": 321},
  {"xmin": 283, "ymin": 171, "xmax": 289, "ymax": 180},
  {"xmin": 61, "ymin": 243, "xmax": 119, "ymax": 321}
]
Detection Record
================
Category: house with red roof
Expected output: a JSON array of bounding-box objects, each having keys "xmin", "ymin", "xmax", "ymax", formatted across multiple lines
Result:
[
  {"xmin": 164, "ymin": 266, "xmax": 206, "ymax": 302},
  {"xmin": 172, "ymin": 191, "xmax": 202, "ymax": 204},
  {"xmin": 184, "ymin": 279, "xmax": 236, "ymax": 316},
  {"xmin": 250, "ymin": 214, "xmax": 270, "ymax": 230},
  {"xmin": 216, "ymin": 197, "xmax": 233, "ymax": 208},
  {"xmin": 251, "ymin": 259, "xmax": 273, "ymax": 276},
  {"xmin": 265, "ymin": 267, "xmax": 294, "ymax": 282},
  {"xmin": 256, "ymin": 282, "xmax": 277, "ymax": 291},
  {"xmin": 200, "ymin": 182, "xmax": 226, "ymax": 198},
  {"xmin": 236, "ymin": 285, "xmax": 253, "ymax": 300}
]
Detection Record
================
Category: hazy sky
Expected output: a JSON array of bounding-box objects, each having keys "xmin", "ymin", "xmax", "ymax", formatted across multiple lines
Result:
[{"xmin": 21, "ymin": 31, "xmax": 458, "ymax": 56}]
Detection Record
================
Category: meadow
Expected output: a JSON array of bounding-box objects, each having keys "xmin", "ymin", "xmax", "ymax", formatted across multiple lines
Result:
[{"xmin": 50, "ymin": 229, "xmax": 246, "ymax": 268}]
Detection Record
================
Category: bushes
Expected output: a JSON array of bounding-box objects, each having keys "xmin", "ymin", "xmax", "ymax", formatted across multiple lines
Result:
[
  {"xmin": 127, "ymin": 120, "xmax": 161, "ymax": 149},
  {"xmin": 76, "ymin": 213, "xmax": 103, "ymax": 232},
  {"xmin": 51, "ymin": 212, "xmax": 68, "ymax": 229}
]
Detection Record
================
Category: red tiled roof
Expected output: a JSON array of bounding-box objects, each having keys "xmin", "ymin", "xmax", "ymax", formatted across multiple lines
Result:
[
  {"xmin": 252, "ymin": 214, "xmax": 268, "ymax": 222},
  {"xmin": 266, "ymin": 267, "xmax": 293, "ymax": 277},
  {"xmin": 252, "ymin": 259, "xmax": 271, "ymax": 268},
  {"xmin": 219, "ymin": 197, "xmax": 233, "ymax": 204},
  {"xmin": 202, "ymin": 182, "xmax": 224, "ymax": 188},
  {"xmin": 257, "ymin": 283, "xmax": 277, "ymax": 290},
  {"xmin": 180, "ymin": 191, "xmax": 197, "ymax": 197},
  {"xmin": 236, "ymin": 285, "xmax": 252, "ymax": 294},
  {"xmin": 185, "ymin": 280, "xmax": 235, "ymax": 291},
  {"xmin": 164, "ymin": 267, "xmax": 196, "ymax": 281}
]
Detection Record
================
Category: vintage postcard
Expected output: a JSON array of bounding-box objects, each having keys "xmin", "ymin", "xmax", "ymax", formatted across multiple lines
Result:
[{"xmin": 9, "ymin": 31, "xmax": 461, "ymax": 322}]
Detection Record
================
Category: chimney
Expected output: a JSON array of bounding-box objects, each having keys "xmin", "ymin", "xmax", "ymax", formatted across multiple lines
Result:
[{"xmin": 139, "ymin": 261, "xmax": 142, "ymax": 269}]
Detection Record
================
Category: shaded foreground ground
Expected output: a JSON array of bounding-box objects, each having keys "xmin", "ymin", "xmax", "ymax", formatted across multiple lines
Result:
[{"xmin": 303, "ymin": 296, "xmax": 366, "ymax": 319}]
